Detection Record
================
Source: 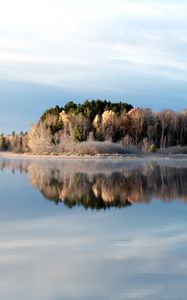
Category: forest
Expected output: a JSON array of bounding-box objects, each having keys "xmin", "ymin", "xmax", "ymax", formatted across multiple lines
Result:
[{"xmin": 0, "ymin": 99, "xmax": 187, "ymax": 155}]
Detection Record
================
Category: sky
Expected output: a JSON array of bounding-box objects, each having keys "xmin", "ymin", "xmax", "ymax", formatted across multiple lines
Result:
[{"xmin": 0, "ymin": 0, "xmax": 187, "ymax": 132}]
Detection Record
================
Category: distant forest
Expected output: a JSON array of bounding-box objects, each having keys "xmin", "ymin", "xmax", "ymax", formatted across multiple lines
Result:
[{"xmin": 0, "ymin": 99, "xmax": 187, "ymax": 154}]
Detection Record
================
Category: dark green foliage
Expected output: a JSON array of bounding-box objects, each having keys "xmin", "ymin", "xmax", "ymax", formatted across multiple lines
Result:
[
  {"xmin": 63, "ymin": 99, "xmax": 133, "ymax": 121},
  {"xmin": 40, "ymin": 105, "xmax": 63, "ymax": 123},
  {"xmin": 64, "ymin": 101, "xmax": 78, "ymax": 113},
  {"xmin": 104, "ymin": 101, "xmax": 133, "ymax": 114},
  {"xmin": 48, "ymin": 119, "xmax": 63, "ymax": 135},
  {"xmin": 71, "ymin": 125, "xmax": 88, "ymax": 142}
]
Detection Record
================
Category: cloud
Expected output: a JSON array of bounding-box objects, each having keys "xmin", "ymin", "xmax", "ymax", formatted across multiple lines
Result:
[
  {"xmin": 0, "ymin": 0, "xmax": 187, "ymax": 131},
  {"xmin": 0, "ymin": 0, "xmax": 187, "ymax": 85}
]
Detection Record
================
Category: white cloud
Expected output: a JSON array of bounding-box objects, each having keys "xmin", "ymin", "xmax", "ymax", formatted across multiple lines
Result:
[
  {"xmin": 0, "ymin": 2, "xmax": 186, "ymax": 65},
  {"xmin": 0, "ymin": 0, "xmax": 187, "ymax": 109}
]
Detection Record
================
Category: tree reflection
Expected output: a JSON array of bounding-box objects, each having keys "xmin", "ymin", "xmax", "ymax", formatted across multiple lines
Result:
[{"xmin": 0, "ymin": 158, "xmax": 187, "ymax": 209}]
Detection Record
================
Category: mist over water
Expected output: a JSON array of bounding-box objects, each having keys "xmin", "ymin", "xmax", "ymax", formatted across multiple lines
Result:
[{"xmin": 0, "ymin": 157, "xmax": 187, "ymax": 300}]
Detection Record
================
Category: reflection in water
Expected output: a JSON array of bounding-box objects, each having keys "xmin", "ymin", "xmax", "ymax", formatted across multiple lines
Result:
[
  {"xmin": 1, "ymin": 157, "xmax": 187, "ymax": 300},
  {"xmin": 0, "ymin": 157, "xmax": 187, "ymax": 209}
]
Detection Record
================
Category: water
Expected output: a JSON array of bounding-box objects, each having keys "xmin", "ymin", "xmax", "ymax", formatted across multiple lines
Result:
[{"xmin": 0, "ymin": 156, "xmax": 187, "ymax": 300}]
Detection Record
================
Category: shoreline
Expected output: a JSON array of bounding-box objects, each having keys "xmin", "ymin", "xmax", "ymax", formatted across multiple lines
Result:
[
  {"xmin": 0, "ymin": 151, "xmax": 187, "ymax": 161},
  {"xmin": 0, "ymin": 151, "xmax": 145, "ymax": 160}
]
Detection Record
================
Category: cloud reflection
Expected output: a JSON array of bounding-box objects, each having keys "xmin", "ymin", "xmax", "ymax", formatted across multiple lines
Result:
[{"xmin": 0, "ymin": 213, "xmax": 187, "ymax": 299}]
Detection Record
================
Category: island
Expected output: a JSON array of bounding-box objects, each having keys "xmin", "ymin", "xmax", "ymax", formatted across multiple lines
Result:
[{"xmin": 0, "ymin": 100, "xmax": 187, "ymax": 156}]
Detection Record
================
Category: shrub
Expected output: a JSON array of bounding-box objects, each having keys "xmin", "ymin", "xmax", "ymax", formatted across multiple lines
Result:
[{"xmin": 148, "ymin": 144, "xmax": 157, "ymax": 153}]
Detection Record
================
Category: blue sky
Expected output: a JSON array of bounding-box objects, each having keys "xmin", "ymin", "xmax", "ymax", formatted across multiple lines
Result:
[{"xmin": 0, "ymin": 0, "xmax": 187, "ymax": 133}]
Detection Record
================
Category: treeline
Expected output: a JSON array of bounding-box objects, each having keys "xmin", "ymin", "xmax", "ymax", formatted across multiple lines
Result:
[
  {"xmin": 0, "ymin": 99, "xmax": 187, "ymax": 154},
  {"xmin": 0, "ymin": 131, "xmax": 29, "ymax": 153}
]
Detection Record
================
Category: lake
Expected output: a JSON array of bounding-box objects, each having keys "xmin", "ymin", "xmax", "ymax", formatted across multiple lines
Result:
[{"xmin": 0, "ymin": 156, "xmax": 187, "ymax": 300}]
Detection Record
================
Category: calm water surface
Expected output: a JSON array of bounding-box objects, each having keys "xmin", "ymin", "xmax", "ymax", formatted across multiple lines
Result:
[{"xmin": 0, "ymin": 156, "xmax": 187, "ymax": 300}]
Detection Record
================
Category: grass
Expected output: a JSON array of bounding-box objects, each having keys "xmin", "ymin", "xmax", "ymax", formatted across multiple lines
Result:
[{"xmin": 33, "ymin": 141, "xmax": 142, "ymax": 156}]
